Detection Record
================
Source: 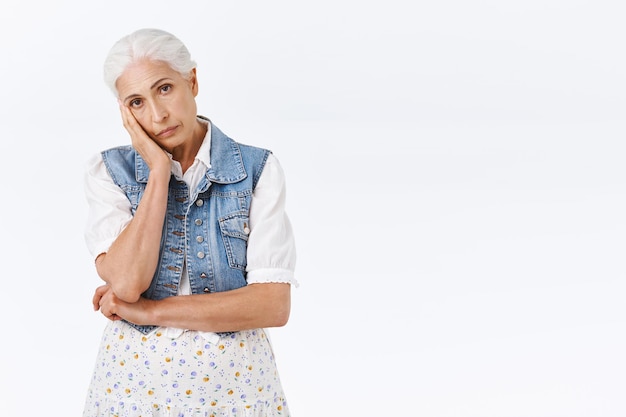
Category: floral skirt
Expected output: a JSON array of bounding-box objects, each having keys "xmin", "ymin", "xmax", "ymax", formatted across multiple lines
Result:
[{"xmin": 82, "ymin": 321, "xmax": 290, "ymax": 417}]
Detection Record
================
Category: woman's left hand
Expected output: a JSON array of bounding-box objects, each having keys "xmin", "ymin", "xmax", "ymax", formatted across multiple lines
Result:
[
  {"xmin": 93, "ymin": 284, "xmax": 123, "ymax": 321},
  {"xmin": 93, "ymin": 284, "xmax": 156, "ymax": 325}
]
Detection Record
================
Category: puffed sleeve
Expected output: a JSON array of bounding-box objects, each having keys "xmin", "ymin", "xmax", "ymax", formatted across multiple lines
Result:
[
  {"xmin": 245, "ymin": 153, "xmax": 298, "ymax": 286},
  {"xmin": 83, "ymin": 152, "xmax": 133, "ymax": 259}
]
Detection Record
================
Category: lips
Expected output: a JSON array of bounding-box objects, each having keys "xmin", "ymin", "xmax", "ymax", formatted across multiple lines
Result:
[{"xmin": 156, "ymin": 125, "xmax": 178, "ymax": 137}]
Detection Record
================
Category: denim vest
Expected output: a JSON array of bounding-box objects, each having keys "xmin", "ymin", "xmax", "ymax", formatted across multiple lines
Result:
[{"xmin": 101, "ymin": 119, "xmax": 271, "ymax": 334}]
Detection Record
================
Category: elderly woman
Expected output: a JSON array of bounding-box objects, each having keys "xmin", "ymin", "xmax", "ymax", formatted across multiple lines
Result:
[{"xmin": 83, "ymin": 28, "xmax": 297, "ymax": 416}]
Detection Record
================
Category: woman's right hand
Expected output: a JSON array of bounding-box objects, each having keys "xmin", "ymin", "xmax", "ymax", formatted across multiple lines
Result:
[
  {"xmin": 92, "ymin": 104, "xmax": 172, "ymax": 300},
  {"xmin": 119, "ymin": 103, "xmax": 171, "ymax": 177}
]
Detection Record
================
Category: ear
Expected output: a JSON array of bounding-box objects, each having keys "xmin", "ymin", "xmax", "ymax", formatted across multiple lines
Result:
[{"xmin": 189, "ymin": 68, "xmax": 199, "ymax": 97}]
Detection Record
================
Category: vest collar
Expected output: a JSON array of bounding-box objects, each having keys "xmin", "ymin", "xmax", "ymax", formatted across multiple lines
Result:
[{"xmin": 204, "ymin": 119, "xmax": 247, "ymax": 184}]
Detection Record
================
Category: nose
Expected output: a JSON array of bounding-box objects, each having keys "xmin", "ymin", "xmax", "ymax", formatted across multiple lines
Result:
[{"xmin": 148, "ymin": 100, "xmax": 168, "ymax": 122}]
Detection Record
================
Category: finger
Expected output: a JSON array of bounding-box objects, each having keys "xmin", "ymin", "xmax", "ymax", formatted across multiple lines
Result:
[
  {"xmin": 119, "ymin": 103, "xmax": 136, "ymax": 131},
  {"xmin": 119, "ymin": 105, "xmax": 154, "ymax": 150},
  {"xmin": 99, "ymin": 304, "xmax": 117, "ymax": 319},
  {"xmin": 92, "ymin": 286, "xmax": 106, "ymax": 311},
  {"xmin": 123, "ymin": 105, "xmax": 145, "ymax": 131},
  {"xmin": 103, "ymin": 312, "xmax": 115, "ymax": 320},
  {"xmin": 118, "ymin": 102, "xmax": 140, "ymax": 131}
]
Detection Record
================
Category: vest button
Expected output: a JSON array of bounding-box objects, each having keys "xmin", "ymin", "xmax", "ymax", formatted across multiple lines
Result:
[
  {"xmin": 196, "ymin": 199, "xmax": 204, "ymax": 207},
  {"xmin": 197, "ymin": 251, "xmax": 205, "ymax": 259},
  {"xmin": 195, "ymin": 219, "xmax": 203, "ymax": 226},
  {"xmin": 196, "ymin": 236, "xmax": 204, "ymax": 243},
  {"xmin": 203, "ymin": 287, "xmax": 210, "ymax": 293},
  {"xmin": 200, "ymin": 272, "xmax": 208, "ymax": 278}
]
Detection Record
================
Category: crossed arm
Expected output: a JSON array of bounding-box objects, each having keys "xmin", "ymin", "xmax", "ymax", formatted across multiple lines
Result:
[{"xmin": 93, "ymin": 282, "xmax": 291, "ymax": 332}]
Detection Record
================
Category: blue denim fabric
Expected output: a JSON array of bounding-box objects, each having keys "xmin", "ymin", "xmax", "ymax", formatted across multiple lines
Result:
[{"xmin": 101, "ymin": 118, "xmax": 271, "ymax": 335}]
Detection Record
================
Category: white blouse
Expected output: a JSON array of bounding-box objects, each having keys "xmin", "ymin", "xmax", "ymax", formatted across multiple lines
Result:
[{"xmin": 83, "ymin": 119, "xmax": 297, "ymax": 339}]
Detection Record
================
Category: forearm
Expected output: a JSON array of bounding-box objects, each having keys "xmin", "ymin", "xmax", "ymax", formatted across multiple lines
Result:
[
  {"xmin": 96, "ymin": 171, "xmax": 170, "ymax": 302},
  {"xmin": 124, "ymin": 283, "xmax": 291, "ymax": 332}
]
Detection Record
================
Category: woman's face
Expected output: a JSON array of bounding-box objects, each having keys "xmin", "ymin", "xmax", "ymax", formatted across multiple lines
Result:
[{"xmin": 116, "ymin": 59, "xmax": 199, "ymax": 152}]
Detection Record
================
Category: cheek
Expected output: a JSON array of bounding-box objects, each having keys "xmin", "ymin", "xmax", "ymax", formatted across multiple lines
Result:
[{"xmin": 182, "ymin": 96, "xmax": 198, "ymax": 118}]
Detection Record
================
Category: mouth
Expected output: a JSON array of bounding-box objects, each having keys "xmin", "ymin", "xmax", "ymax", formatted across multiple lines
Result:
[{"xmin": 156, "ymin": 125, "xmax": 178, "ymax": 137}]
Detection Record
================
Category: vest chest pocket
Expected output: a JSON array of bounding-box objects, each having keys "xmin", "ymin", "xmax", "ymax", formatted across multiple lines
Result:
[{"xmin": 218, "ymin": 211, "xmax": 250, "ymax": 270}]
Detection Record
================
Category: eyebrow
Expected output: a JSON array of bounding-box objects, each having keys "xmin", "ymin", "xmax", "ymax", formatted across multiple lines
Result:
[{"xmin": 122, "ymin": 78, "xmax": 172, "ymax": 103}]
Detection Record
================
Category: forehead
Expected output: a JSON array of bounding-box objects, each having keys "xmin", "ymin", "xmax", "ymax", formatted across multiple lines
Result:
[{"xmin": 116, "ymin": 59, "xmax": 183, "ymax": 97}]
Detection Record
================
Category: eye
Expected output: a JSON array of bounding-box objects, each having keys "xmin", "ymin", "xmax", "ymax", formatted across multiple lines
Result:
[
  {"xmin": 129, "ymin": 98, "xmax": 142, "ymax": 108},
  {"xmin": 160, "ymin": 84, "xmax": 172, "ymax": 94}
]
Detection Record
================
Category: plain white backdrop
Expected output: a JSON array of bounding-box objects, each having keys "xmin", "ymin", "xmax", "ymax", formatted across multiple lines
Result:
[{"xmin": 1, "ymin": 1, "xmax": 624, "ymax": 416}]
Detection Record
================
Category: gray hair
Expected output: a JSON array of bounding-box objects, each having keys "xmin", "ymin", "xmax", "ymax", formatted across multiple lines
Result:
[{"xmin": 103, "ymin": 28, "xmax": 197, "ymax": 97}]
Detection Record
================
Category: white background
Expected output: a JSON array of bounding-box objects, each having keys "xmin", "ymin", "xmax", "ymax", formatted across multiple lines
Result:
[{"xmin": 1, "ymin": 1, "xmax": 625, "ymax": 416}]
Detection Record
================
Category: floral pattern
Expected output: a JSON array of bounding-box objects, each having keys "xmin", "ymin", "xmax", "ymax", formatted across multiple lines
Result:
[{"xmin": 83, "ymin": 321, "xmax": 290, "ymax": 416}]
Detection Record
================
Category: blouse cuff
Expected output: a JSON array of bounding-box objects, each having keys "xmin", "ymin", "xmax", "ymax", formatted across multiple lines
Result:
[
  {"xmin": 89, "ymin": 238, "xmax": 116, "ymax": 260},
  {"xmin": 246, "ymin": 268, "xmax": 299, "ymax": 288}
]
